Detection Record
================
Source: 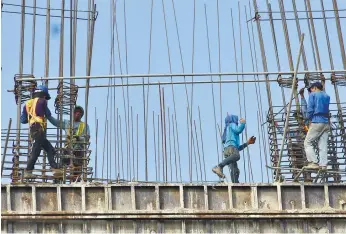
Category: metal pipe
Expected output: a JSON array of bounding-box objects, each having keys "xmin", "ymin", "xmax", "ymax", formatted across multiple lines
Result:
[
  {"xmin": 291, "ymin": 0, "xmax": 308, "ymax": 71},
  {"xmin": 1, "ymin": 119, "xmax": 12, "ymax": 176},
  {"xmin": 275, "ymin": 34, "xmax": 305, "ymax": 181},
  {"xmin": 14, "ymin": 69, "xmax": 346, "ymax": 81},
  {"xmin": 332, "ymin": 0, "xmax": 346, "ymax": 68},
  {"xmin": 305, "ymin": 0, "xmax": 322, "ymax": 70}
]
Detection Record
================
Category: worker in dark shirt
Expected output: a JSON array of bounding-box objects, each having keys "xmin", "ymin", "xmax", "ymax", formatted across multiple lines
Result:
[{"xmin": 20, "ymin": 85, "xmax": 61, "ymax": 178}]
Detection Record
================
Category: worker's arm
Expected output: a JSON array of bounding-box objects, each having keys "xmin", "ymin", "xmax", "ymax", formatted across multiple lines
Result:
[
  {"xmin": 307, "ymin": 93, "xmax": 315, "ymax": 120},
  {"xmin": 46, "ymin": 111, "xmax": 67, "ymax": 129},
  {"xmin": 300, "ymin": 96, "xmax": 308, "ymax": 120},
  {"xmin": 238, "ymin": 136, "xmax": 256, "ymax": 151},
  {"xmin": 230, "ymin": 122, "xmax": 245, "ymax": 134},
  {"xmin": 20, "ymin": 105, "xmax": 28, "ymax": 124}
]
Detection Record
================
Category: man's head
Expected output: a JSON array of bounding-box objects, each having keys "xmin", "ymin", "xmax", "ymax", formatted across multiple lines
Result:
[
  {"xmin": 34, "ymin": 85, "xmax": 51, "ymax": 100},
  {"xmin": 307, "ymin": 82, "xmax": 323, "ymax": 93},
  {"xmin": 225, "ymin": 114, "xmax": 239, "ymax": 125},
  {"xmin": 74, "ymin": 106, "xmax": 84, "ymax": 122}
]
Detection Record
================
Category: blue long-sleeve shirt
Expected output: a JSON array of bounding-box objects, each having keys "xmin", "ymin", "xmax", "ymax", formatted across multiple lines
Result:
[
  {"xmin": 307, "ymin": 91, "xmax": 330, "ymax": 123},
  {"xmin": 224, "ymin": 121, "xmax": 246, "ymax": 149}
]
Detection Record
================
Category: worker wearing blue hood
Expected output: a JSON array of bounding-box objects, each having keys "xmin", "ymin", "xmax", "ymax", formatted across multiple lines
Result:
[{"xmin": 212, "ymin": 114, "xmax": 256, "ymax": 182}]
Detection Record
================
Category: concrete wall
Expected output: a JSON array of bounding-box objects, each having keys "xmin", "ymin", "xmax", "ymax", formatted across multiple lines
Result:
[{"xmin": 1, "ymin": 183, "xmax": 346, "ymax": 233}]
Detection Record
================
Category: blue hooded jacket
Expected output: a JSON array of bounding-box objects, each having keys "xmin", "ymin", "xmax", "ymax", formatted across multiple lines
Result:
[{"xmin": 222, "ymin": 115, "xmax": 246, "ymax": 149}]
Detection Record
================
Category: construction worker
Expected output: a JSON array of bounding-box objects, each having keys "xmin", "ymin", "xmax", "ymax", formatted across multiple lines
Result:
[
  {"xmin": 304, "ymin": 82, "xmax": 330, "ymax": 170},
  {"xmin": 47, "ymin": 105, "xmax": 90, "ymax": 181},
  {"xmin": 20, "ymin": 85, "xmax": 61, "ymax": 178},
  {"xmin": 212, "ymin": 115, "xmax": 256, "ymax": 183}
]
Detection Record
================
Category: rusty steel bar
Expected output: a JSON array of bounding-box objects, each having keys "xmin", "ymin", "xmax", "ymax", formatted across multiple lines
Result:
[
  {"xmin": 276, "ymin": 34, "xmax": 305, "ymax": 181},
  {"xmin": 1, "ymin": 119, "xmax": 12, "ymax": 176}
]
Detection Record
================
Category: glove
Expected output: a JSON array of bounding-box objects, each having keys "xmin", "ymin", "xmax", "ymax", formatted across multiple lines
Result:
[
  {"xmin": 45, "ymin": 108, "xmax": 52, "ymax": 117},
  {"xmin": 247, "ymin": 136, "xmax": 256, "ymax": 145}
]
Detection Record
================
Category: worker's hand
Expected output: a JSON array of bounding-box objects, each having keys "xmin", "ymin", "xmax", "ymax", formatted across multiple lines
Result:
[
  {"xmin": 239, "ymin": 118, "xmax": 246, "ymax": 123},
  {"xmin": 247, "ymin": 136, "xmax": 256, "ymax": 145},
  {"xmin": 299, "ymin": 88, "xmax": 305, "ymax": 97}
]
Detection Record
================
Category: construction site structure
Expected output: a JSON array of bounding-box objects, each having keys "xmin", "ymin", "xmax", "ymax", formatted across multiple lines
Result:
[{"xmin": 1, "ymin": 0, "xmax": 346, "ymax": 233}]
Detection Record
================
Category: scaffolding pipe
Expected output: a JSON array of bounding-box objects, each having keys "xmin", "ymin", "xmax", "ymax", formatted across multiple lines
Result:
[{"xmin": 275, "ymin": 33, "xmax": 305, "ymax": 181}]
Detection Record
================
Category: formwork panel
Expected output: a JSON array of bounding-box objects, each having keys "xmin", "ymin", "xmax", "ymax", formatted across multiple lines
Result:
[
  {"xmin": 186, "ymin": 220, "xmax": 208, "ymax": 233},
  {"xmin": 329, "ymin": 186, "xmax": 346, "ymax": 210},
  {"xmin": 85, "ymin": 187, "xmax": 105, "ymax": 211},
  {"xmin": 306, "ymin": 219, "xmax": 329, "ymax": 233},
  {"xmin": 162, "ymin": 220, "xmax": 182, "ymax": 233},
  {"xmin": 233, "ymin": 220, "xmax": 259, "ymax": 233},
  {"xmin": 135, "ymin": 220, "xmax": 158, "ymax": 233},
  {"xmin": 305, "ymin": 186, "xmax": 325, "ymax": 209},
  {"xmin": 11, "ymin": 221, "xmax": 37, "ymax": 233},
  {"xmin": 113, "ymin": 220, "xmax": 134, "ymax": 233},
  {"xmin": 258, "ymin": 219, "xmax": 283, "ymax": 233},
  {"xmin": 281, "ymin": 186, "xmax": 302, "ymax": 210},
  {"xmin": 62, "ymin": 220, "xmax": 83, "ymax": 233},
  {"xmin": 159, "ymin": 186, "xmax": 180, "ymax": 210},
  {"xmin": 135, "ymin": 186, "xmax": 156, "ymax": 210},
  {"xmin": 207, "ymin": 186, "xmax": 229, "ymax": 210},
  {"xmin": 37, "ymin": 221, "xmax": 60, "ymax": 233},
  {"xmin": 184, "ymin": 186, "xmax": 205, "ymax": 209},
  {"xmin": 1, "ymin": 186, "xmax": 7, "ymax": 211},
  {"xmin": 284, "ymin": 220, "xmax": 305, "ymax": 233},
  {"xmin": 36, "ymin": 187, "xmax": 57, "ymax": 212},
  {"xmin": 61, "ymin": 187, "xmax": 82, "ymax": 211},
  {"xmin": 257, "ymin": 186, "xmax": 279, "ymax": 210},
  {"xmin": 111, "ymin": 186, "xmax": 132, "ymax": 210},
  {"xmin": 88, "ymin": 220, "xmax": 109, "ymax": 233},
  {"xmin": 232, "ymin": 186, "xmax": 252, "ymax": 209},
  {"xmin": 332, "ymin": 219, "xmax": 346, "ymax": 233},
  {"xmin": 10, "ymin": 187, "xmax": 32, "ymax": 212},
  {"xmin": 209, "ymin": 220, "xmax": 233, "ymax": 233}
]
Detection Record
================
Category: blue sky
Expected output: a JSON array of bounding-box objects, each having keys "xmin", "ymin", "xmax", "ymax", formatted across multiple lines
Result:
[{"xmin": 2, "ymin": 0, "xmax": 346, "ymax": 183}]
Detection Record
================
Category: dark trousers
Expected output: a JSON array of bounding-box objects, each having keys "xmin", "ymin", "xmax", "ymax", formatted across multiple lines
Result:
[
  {"xmin": 219, "ymin": 146, "xmax": 240, "ymax": 183},
  {"xmin": 27, "ymin": 123, "xmax": 58, "ymax": 171}
]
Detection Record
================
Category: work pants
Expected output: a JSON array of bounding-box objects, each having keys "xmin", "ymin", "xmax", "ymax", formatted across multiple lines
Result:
[
  {"xmin": 219, "ymin": 146, "xmax": 240, "ymax": 183},
  {"xmin": 304, "ymin": 123, "xmax": 329, "ymax": 166},
  {"xmin": 27, "ymin": 123, "xmax": 58, "ymax": 171}
]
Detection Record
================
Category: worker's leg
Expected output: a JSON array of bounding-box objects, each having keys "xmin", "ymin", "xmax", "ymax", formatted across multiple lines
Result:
[
  {"xmin": 317, "ymin": 124, "xmax": 329, "ymax": 167},
  {"xmin": 304, "ymin": 123, "xmax": 324, "ymax": 165},
  {"xmin": 219, "ymin": 147, "xmax": 240, "ymax": 168},
  {"xmin": 229, "ymin": 161, "xmax": 240, "ymax": 183},
  {"xmin": 26, "ymin": 124, "xmax": 44, "ymax": 171},
  {"xmin": 41, "ymin": 136, "xmax": 59, "ymax": 169}
]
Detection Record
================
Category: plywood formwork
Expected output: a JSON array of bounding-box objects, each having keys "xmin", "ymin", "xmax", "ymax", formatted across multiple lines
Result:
[{"xmin": 1, "ymin": 183, "xmax": 346, "ymax": 233}]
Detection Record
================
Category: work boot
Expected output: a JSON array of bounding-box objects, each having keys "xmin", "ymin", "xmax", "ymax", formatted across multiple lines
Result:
[
  {"xmin": 305, "ymin": 162, "xmax": 319, "ymax": 170},
  {"xmin": 212, "ymin": 166, "xmax": 225, "ymax": 179},
  {"xmin": 24, "ymin": 170, "xmax": 36, "ymax": 179}
]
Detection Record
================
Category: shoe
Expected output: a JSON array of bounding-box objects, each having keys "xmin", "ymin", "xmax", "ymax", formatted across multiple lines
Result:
[
  {"xmin": 305, "ymin": 162, "xmax": 320, "ymax": 170},
  {"xmin": 24, "ymin": 171, "xmax": 36, "ymax": 179},
  {"xmin": 212, "ymin": 166, "xmax": 225, "ymax": 179}
]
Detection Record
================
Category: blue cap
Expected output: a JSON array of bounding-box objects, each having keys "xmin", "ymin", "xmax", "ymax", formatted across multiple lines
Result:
[
  {"xmin": 35, "ymin": 85, "xmax": 51, "ymax": 100},
  {"xmin": 307, "ymin": 82, "xmax": 323, "ymax": 92}
]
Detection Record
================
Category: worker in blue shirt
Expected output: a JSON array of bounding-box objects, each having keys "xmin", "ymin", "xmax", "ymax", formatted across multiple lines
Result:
[
  {"xmin": 304, "ymin": 82, "xmax": 330, "ymax": 170},
  {"xmin": 212, "ymin": 115, "xmax": 256, "ymax": 182}
]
